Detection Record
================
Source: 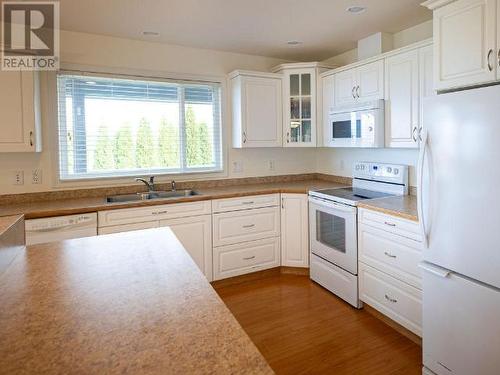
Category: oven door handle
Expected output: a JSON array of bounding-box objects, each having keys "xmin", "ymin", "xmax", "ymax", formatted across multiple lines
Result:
[{"xmin": 308, "ymin": 196, "xmax": 356, "ymax": 213}]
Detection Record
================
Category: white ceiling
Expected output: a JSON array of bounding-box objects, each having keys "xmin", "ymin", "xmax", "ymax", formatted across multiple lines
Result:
[{"xmin": 59, "ymin": 0, "xmax": 432, "ymax": 61}]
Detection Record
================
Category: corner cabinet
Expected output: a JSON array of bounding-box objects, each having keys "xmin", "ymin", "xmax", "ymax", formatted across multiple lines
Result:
[
  {"xmin": 272, "ymin": 63, "xmax": 334, "ymax": 147},
  {"xmin": 280, "ymin": 194, "xmax": 309, "ymax": 267},
  {"xmin": 0, "ymin": 70, "xmax": 42, "ymax": 152},
  {"xmin": 423, "ymin": 0, "xmax": 497, "ymax": 91},
  {"xmin": 229, "ymin": 70, "xmax": 283, "ymax": 148}
]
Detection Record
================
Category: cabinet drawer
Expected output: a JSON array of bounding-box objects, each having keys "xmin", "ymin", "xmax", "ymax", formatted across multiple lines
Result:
[
  {"xmin": 213, "ymin": 237, "xmax": 280, "ymax": 280},
  {"xmin": 98, "ymin": 221, "xmax": 159, "ymax": 235},
  {"xmin": 213, "ymin": 206, "xmax": 280, "ymax": 247},
  {"xmin": 212, "ymin": 194, "xmax": 279, "ymax": 213},
  {"xmin": 98, "ymin": 200, "xmax": 211, "ymax": 227},
  {"xmin": 358, "ymin": 208, "xmax": 421, "ymax": 241},
  {"xmin": 359, "ymin": 263, "xmax": 422, "ymax": 337},
  {"xmin": 359, "ymin": 223, "xmax": 422, "ymax": 289}
]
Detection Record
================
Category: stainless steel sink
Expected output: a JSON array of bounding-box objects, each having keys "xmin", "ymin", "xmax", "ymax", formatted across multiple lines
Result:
[{"xmin": 106, "ymin": 190, "xmax": 200, "ymax": 203}]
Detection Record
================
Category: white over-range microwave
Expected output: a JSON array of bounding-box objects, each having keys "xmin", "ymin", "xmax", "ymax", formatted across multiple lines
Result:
[{"xmin": 325, "ymin": 100, "xmax": 385, "ymax": 148}]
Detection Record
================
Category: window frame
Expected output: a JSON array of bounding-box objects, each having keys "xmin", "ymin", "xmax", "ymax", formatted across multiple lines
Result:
[{"xmin": 55, "ymin": 69, "xmax": 225, "ymax": 182}]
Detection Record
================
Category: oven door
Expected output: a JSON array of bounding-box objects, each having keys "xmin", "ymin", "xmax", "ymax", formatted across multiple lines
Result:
[
  {"xmin": 309, "ymin": 196, "xmax": 358, "ymax": 275},
  {"xmin": 327, "ymin": 107, "xmax": 380, "ymax": 148}
]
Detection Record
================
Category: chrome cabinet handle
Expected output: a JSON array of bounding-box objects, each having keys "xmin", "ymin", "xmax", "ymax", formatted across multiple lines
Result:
[
  {"xmin": 385, "ymin": 294, "xmax": 397, "ymax": 303},
  {"xmin": 242, "ymin": 224, "xmax": 255, "ymax": 229},
  {"xmin": 498, "ymin": 49, "xmax": 500, "ymax": 67},
  {"xmin": 281, "ymin": 197, "xmax": 284, "ymax": 209},
  {"xmin": 384, "ymin": 251, "xmax": 397, "ymax": 259},
  {"xmin": 152, "ymin": 210, "xmax": 168, "ymax": 215},
  {"xmin": 418, "ymin": 127, "xmax": 423, "ymax": 142},
  {"xmin": 352, "ymin": 86, "xmax": 356, "ymax": 99},
  {"xmin": 241, "ymin": 201, "xmax": 254, "ymax": 205},
  {"xmin": 286, "ymin": 131, "xmax": 290, "ymax": 143},
  {"xmin": 488, "ymin": 49, "xmax": 494, "ymax": 71},
  {"xmin": 29, "ymin": 131, "xmax": 33, "ymax": 147},
  {"xmin": 384, "ymin": 221, "xmax": 396, "ymax": 227},
  {"xmin": 412, "ymin": 126, "xmax": 418, "ymax": 142},
  {"xmin": 356, "ymin": 85, "xmax": 360, "ymax": 98},
  {"xmin": 243, "ymin": 255, "xmax": 256, "ymax": 260},
  {"xmin": 243, "ymin": 131, "xmax": 247, "ymax": 144}
]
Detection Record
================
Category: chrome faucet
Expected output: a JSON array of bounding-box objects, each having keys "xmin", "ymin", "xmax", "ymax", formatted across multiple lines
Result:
[
  {"xmin": 135, "ymin": 176, "xmax": 155, "ymax": 192},
  {"xmin": 171, "ymin": 180, "xmax": 176, "ymax": 191}
]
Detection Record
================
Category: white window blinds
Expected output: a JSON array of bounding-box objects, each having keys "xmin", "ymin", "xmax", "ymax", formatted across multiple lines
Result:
[{"xmin": 57, "ymin": 73, "xmax": 222, "ymax": 180}]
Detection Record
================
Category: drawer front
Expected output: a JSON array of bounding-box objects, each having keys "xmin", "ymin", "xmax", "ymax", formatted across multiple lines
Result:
[
  {"xmin": 358, "ymin": 208, "xmax": 421, "ymax": 241},
  {"xmin": 213, "ymin": 206, "xmax": 280, "ymax": 247},
  {"xmin": 98, "ymin": 200, "xmax": 211, "ymax": 227},
  {"xmin": 213, "ymin": 237, "xmax": 280, "ymax": 280},
  {"xmin": 359, "ymin": 223, "xmax": 422, "ymax": 289},
  {"xmin": 359, "ymin": 263, "xmax": 422, "ymax": 337},
  {"xmin": 98, "ymin": 221, "xmax": 159, "ymax": 235},
  {"xmin": 212, "ymin": 194, "xmax": 279, "ymax": 213}
]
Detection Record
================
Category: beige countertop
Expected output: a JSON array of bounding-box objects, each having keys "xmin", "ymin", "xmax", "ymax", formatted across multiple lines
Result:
[
  {"xmin": 0, "ymin": 179, "xmax": 345, "ymax": 219},
  {"xmin": 358, "ymin": 195, "xmax": 418, "ymax": 222},
  {"xmin": 0, "ymin": 228, "xmax": 273, "ymax": 374}
]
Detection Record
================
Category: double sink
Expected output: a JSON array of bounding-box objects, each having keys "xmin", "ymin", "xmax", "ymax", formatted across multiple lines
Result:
[{"xmin": 107, "ymin": 190, "xmax": 200, "ymax": 203}]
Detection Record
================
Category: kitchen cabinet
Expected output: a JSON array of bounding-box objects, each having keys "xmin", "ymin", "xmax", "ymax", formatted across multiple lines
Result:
[
  {"xmin": 334, "ymin": 60, "xmax": 384, "ymax": 106},
  {"xmin": 280, "ymin": 194, "xmax": 309, "ymax": 268},
  {"xmin": 98, "ymin": 201, "xmax": 213, "ymax": 280},
  {"xmin": 358, "ymin": 208, "xmax": 423, "ymax": 336},
  {"xmin": 423, "ymin": 0, "xmax": 497, "ymax": 91},
  {"xmin": 273, "ymin": 62, "xmax": 333, "ymax": 147},
  {"xmin": 385, "ymin": 50, "xmax": 420, "ymax": 148},
  {"xmin": 229, "ymin": 70, "xmax": 283, "ymax": 148},
  {"xmin": 0, "ymin": 70, "xmax": 42, "ymax": 152},
  {"xmin": 212, "ymin": 194, "xmax": 281, "ymax": 281}
]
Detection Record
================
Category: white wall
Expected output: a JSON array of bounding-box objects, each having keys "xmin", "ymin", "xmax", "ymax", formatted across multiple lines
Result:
[
  {"xmin": 318, "ymin": 20, "xmax": 433, "ymax": 187},
  {"xmin": 0, "ymin": 30, "xmax": 317, "ymax": 194}
]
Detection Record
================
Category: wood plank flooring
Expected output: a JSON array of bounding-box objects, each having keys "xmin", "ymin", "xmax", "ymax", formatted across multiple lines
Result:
[{"xmin": 214, "ymin": 274, "xmax": 422, "ymax": 375}]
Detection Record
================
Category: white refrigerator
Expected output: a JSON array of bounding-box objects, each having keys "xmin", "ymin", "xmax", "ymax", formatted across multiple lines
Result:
[{"xmin": 419, "ymin": 85, "xmax": 500, "ymax": 375}]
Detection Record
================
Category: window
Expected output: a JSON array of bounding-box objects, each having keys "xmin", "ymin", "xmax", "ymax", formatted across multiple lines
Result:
[{"xmin": 57, "ymin": 73, "xmax": 222, "ymax": 180}]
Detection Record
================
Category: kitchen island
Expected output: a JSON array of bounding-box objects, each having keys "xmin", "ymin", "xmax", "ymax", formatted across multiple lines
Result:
[{"xmin": 0, "ymin": 228, "xmax": 272, "ymax": 374}]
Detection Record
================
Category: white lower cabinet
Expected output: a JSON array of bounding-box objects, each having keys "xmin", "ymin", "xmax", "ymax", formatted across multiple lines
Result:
[
  {"xmin": 358, "ymin": 208, "xmax": 423, "ymax": 336},
  {"xmin": 213, "ymin": 237, "xmax": 280, "ymax": 280},
  {"xmin": 280, "ymin": 193, "xmax": 309, "ymax": 267}
]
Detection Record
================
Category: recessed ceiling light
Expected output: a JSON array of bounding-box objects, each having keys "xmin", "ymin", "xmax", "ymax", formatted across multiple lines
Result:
[
  {"xmin": 143, "ymin": 31, "xmax": 160, "ymax": 37},
  {"xmin": 346, "ymin": 6, "xmax": 367, "ymax": 14},
  {"xmin": 286, "ymin": 40, "xmax": 303, "ymax": 46}
]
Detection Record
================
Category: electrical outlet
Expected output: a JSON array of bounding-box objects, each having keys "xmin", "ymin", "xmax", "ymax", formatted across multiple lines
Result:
[
  {"xmin": 12, "ymin": 170, "xmax": 24, "ymax": 185},
  {"xmin": 32, "ymin": 169, "xmax": 42, "ymax": 184},
  {"xmin": 267, "ymin": 160, "xmax": 275, "ymax": 171},
  {"xmin": 232, "ymin": 161, "xmax": 243, "ymax": 173}
]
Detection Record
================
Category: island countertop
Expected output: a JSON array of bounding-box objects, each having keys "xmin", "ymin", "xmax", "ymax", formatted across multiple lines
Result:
[{"xmin": 0, "ymin": 228, "xmax": 273, "ymax": 374}]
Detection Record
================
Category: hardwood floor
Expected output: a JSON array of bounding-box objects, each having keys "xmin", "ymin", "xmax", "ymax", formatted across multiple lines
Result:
[{"xmin": 214, "ymin": 274, "xmax": 422, "ymax": 375}]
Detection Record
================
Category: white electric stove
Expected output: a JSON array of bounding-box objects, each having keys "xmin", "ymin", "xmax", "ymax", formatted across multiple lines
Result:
[{"xmin": 308, "ymin": 162, "xmax": 408, "ymax": 308}]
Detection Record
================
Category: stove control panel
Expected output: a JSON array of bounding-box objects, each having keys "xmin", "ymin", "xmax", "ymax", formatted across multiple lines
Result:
[{"xmin": 353, "ymin": 162, "xmax": 408, "ymax": 185}]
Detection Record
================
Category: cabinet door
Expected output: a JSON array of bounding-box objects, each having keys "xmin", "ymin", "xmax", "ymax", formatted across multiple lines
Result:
[
  {"xmin": 160, "ymin": 215, "xmax": 213, "ymax": 281},
  {"xmin": 242, "ymin": 76, "xmax": 282, "ymax": 147},
  {"xmin": 283, "ymin": 69, "xmax": 316, "ymax": 147},
  {"xmin": 385, "ymin": 50, "xmax": 420, "ymax": 148},
  {"xmin": 321, "ymin": 74, "xmax": 334, "ymax": 147},
  {"xmin": 334, "ymin": 69, "xmax": 357, "ymax": 106},
  {"xmin": 432, "ymin": 0, "xmax": 496, "ymax": 90},
  {"xmin": 0, "ymin": 71, "xmax": 40, "ymax": 152},
  {"xmin": 356, "ymin": 60, "xmax": 384, "ymax": 102},
  {"xmin": 280, "ymin": 194, "xmax": 309, "ymax": 267},
  {"xmin": 419, "ymin": 44, "xmax": 435, "ymax": 141}
]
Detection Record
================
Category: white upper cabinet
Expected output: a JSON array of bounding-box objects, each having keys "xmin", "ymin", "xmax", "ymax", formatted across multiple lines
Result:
[
  {"xmin": 334, "ymin": 60, "xmax": 384, "ymax": 106},
  {"xmin": 423, "ymin": 0, "xmax": 497, "ymax": 91},
  {"xmin": 0, "ymin": 71, "xmax": 41, "ymax": 152},
  {"xmin": 321, "ymin": 74, "xmax": 335, "ymax": 146},
  {"xmin": 419, "ymin": 44, "xmax": 436, "ymax": 138},
  {"xmin": 230, "ymin": 70, "xmax": 283, "ymax": 148},
  {"xmin": 385, "ymin": 49, "xmax": 420, "ymax": 148},
  {"xmin": 273, "ymin": 63, "xmax": 334, "ymax": 147}
]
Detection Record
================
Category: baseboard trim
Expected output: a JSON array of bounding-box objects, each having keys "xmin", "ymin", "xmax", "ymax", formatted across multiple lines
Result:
[
  {"xmin": 363, "ymin": 304, "xmax": 422, "ymax": 346},
  {"xmin": 210, "ymin": 266, "xmax": 309, "ymax": 288}
]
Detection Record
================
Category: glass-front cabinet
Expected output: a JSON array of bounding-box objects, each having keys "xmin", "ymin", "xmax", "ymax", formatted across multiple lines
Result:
[{"xmin": 272, "ymin": 63, "xmax": 334, "ymax": 147}]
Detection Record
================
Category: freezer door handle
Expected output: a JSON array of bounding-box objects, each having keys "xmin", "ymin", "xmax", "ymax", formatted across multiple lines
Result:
[{"xmin": 419, "ymin": 262, "xmax": 451, "ymax": 278}]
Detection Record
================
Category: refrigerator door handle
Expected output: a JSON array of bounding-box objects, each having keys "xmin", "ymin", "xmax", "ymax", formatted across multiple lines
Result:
[
  {"xmin": 419, "ymin": 262, "xmax": 451, "ymax": 278},
  {"xmin": 417, "ymin": 129, "xmax": 429, "ymax": 248}
]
